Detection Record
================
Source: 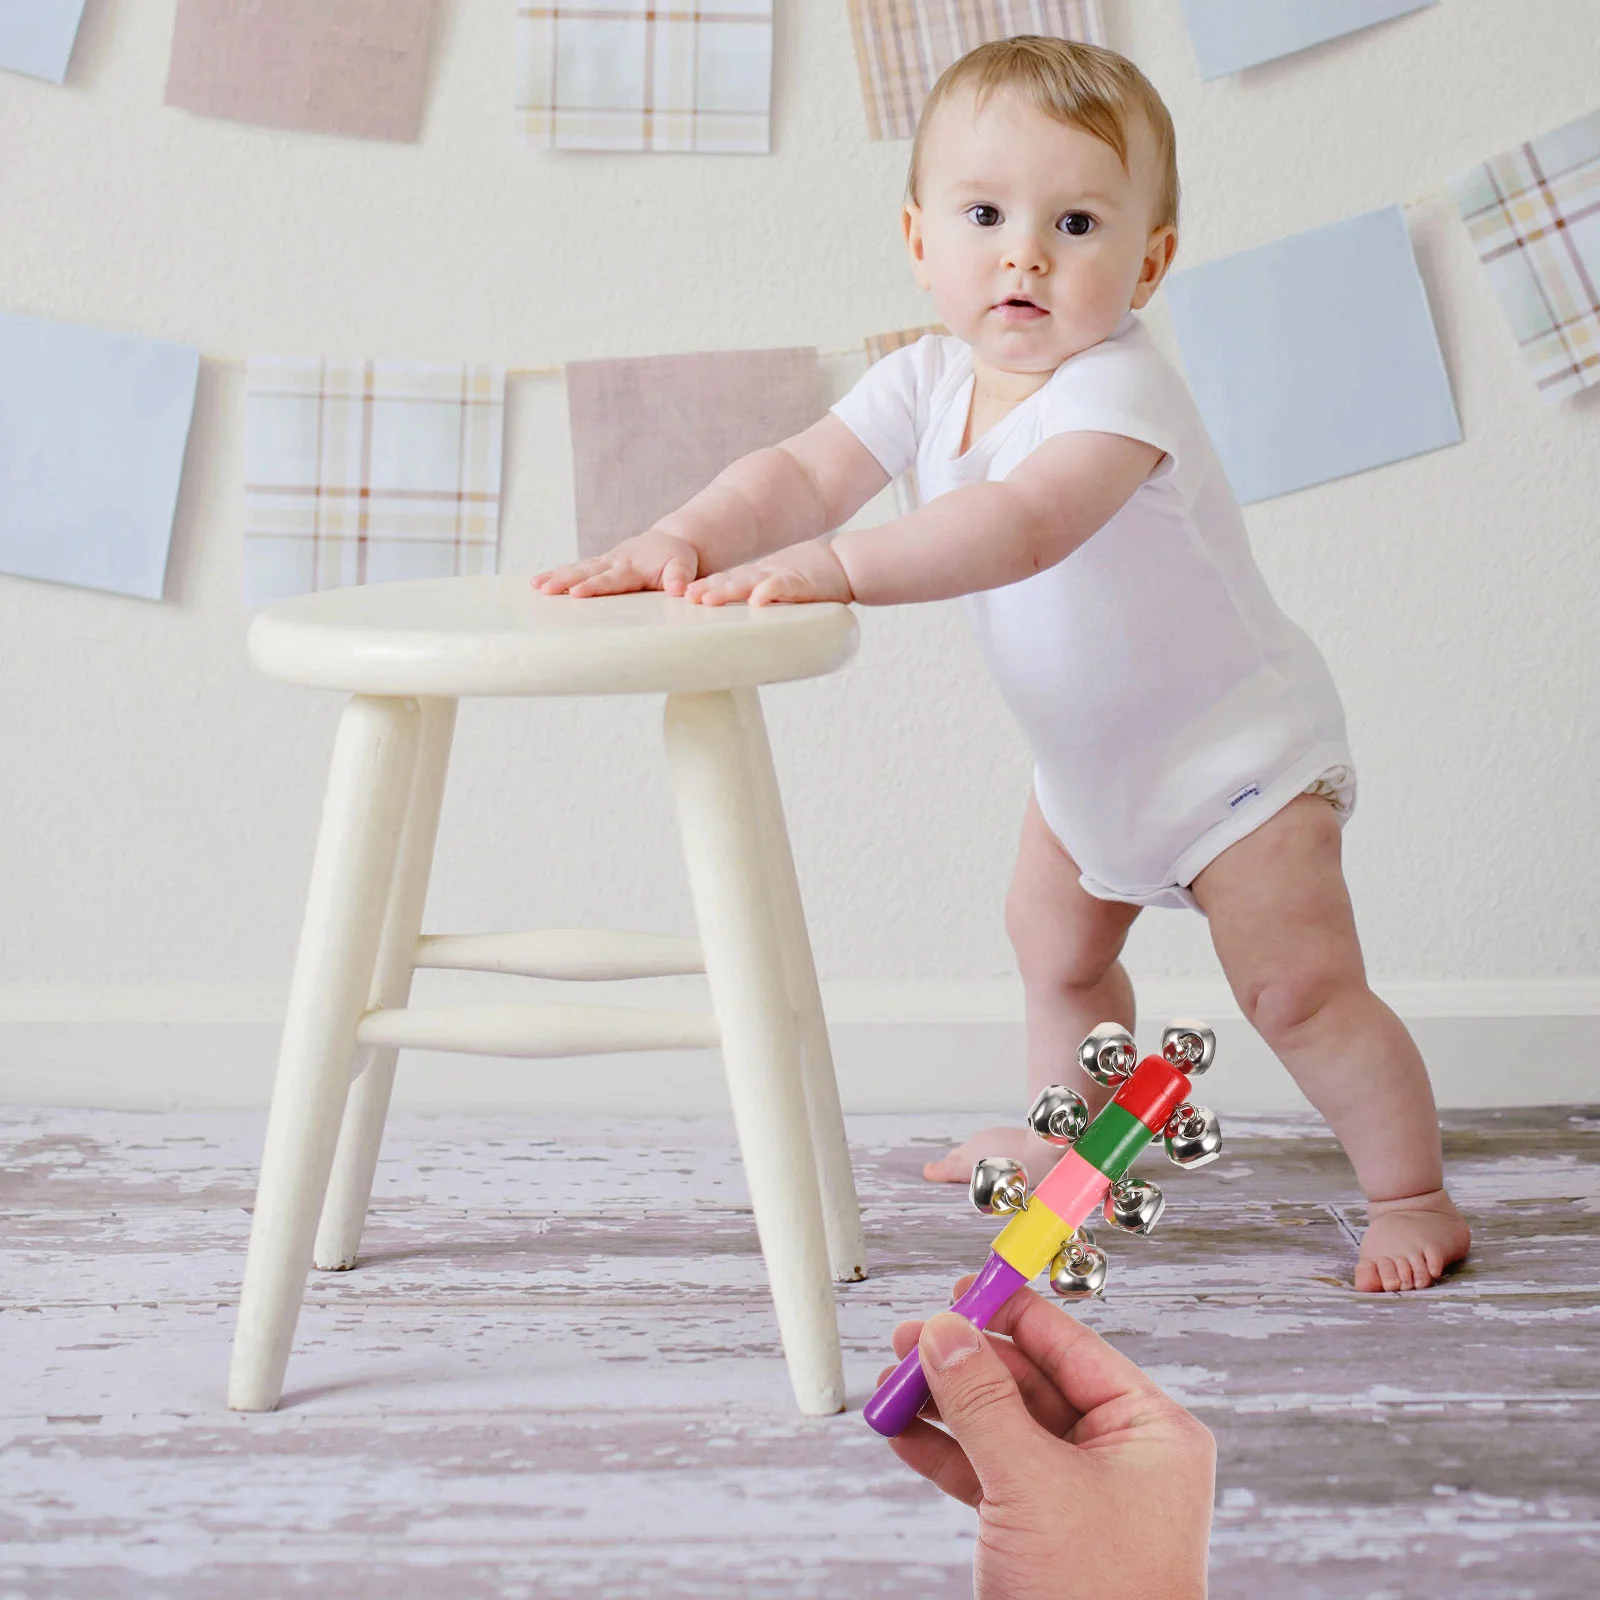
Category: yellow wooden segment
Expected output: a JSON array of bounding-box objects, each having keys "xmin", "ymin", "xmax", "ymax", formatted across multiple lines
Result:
[{"xmin": 991, "ymin": 1198, "xmax": 1073, "ymax": 1280}]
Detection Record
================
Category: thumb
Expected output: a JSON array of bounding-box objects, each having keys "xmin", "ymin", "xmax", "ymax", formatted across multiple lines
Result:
[
  {"xmin": 919, "ymin": 1313, "xmax": 1045, "ymax": 1491},
  {"xmin": 661, "ymin": 556, "xmax": 695, "ymax": 594}
]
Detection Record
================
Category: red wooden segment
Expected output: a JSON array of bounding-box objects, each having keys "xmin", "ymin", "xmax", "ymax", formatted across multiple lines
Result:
[{"xmin": 1112, "ymin": 1056, "xmax": 1191, "ymax": 1134}]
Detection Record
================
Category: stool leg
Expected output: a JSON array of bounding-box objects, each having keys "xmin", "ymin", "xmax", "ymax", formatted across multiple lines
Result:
[
  {"xmin": 228, "ymin": 694, "xmax": 420, "ymax": 1412},
  {"xmin": 733, "ymin": 690, "xmax": 867, "ymax": 1284},
  {"xmin": 314, "ymin": 697, "xmax": 458, "ymax": 1271},
  {"xmin": 663, "ymin": 690, "xmax": 845, "ymax": 1416}
]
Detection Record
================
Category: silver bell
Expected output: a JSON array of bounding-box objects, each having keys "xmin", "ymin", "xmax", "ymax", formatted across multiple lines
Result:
[
  {"xmin": 970, "ymin": 1156, "xmax": 1030, "ymax": 1216},
  {"xmin": 1048, "ymin": 1228, "xmax": 1108, "ymax": 1300},
  {"xmin": 1163, "ymin": 1102, "xmax": 1223, "ymax": 1169},
  {"xmin": 1161, "ymin": 1018, "xmax": 1216, "ymax": 1077},
  {"xmin": 1077, "ymin": 1023, "xmax": 1137, "ymax": 1088},
  {"xmin": 1026, "ymin": 1084, "xmax": 1090, "ymax": 1146},
  {"xmin": 1103, "ymin": 1175, "xmax": 1166, "ymax": 1235}
]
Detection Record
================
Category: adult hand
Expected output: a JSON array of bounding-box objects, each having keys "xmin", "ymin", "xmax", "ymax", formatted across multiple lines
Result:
[
  {"xmin": 685, "ymin": 538, "xmax": 852, "ymax": 607},
  {"xmin": 532, "ymin": 529, "xmax": 699, "ymax": 597},
  {"xmin": 884, "ymin": 1283, "xmax": 1214, "ymax": 1600}
]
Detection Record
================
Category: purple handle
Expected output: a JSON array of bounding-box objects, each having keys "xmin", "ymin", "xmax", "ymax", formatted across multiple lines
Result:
[{"xmin": 862, "ymin": 1252, "xmax": 1028, "ymax": 1437}]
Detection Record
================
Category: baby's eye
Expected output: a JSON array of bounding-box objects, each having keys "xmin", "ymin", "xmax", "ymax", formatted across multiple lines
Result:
[
  {"xmin": 965, "ymin": 203, "xmax": 1002, "ymax": 228},
  {"xmin": 1057, "ymin": 212, "xmax": 1096, "ymax": 237}
]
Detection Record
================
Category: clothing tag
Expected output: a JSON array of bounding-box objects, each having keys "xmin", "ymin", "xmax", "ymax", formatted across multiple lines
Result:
[{"xmin": 1227, "ymin": 784, "xmax": 1261, "ymax": 809}]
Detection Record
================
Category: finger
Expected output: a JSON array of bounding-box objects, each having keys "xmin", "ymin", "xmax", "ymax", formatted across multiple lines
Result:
[
  {"xmin": 749, "ymin": 575, "xmax": 796, "ymax": 607},
  {"xmin": 917, "ymin": 1313, "xmax": 1049, "ymax": 1495},
  {"xmin": 534, "ymin": 559, "xmax": 604, "ymax": 594},
  {"xmin": 886, "ymin": 1329, "xmax": 1077, "ymax": 1435},
  {"xmin": 987, "ymin": 1288, "xmax": 1172, "ymax": 1419},
  {"xmin": 887, "ymin": 1418, "xmax": 983, "ymax": 1509},
  {"xmin": 569, "ymin": 566, "xmax": 643, "ymax": 598},
  {"xmin": 661, "ymin": 557, "xmax": 696, "ymax": 596}
]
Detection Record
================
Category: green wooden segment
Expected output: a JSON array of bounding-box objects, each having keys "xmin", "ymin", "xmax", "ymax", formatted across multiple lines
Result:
[{"xmin": 1073, "ymin": 1101, "xmax": 1152, "ymax": 1180}]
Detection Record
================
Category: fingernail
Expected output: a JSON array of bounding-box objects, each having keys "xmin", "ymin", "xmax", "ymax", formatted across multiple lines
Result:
[{"xmin": 923, "ymin": 1313, "xmax": 982, "ymax": 1372}]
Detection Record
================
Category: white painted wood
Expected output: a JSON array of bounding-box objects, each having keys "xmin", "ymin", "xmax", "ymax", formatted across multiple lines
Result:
[
  {"xmin": 733, "ymin": 689, "xmax": 867, "ymax": 1284},
  {"xmin": 247, "ymin": 578, "xmax": 859, "ymax": 697},
  {"xmin": 314, "ymin": 698, "xmax": 458, "ymax": 1273},
  {"xmin": 228, "ymin": 695, "xmax": 421, "ymax": 1413},
  {"xmin": 413, "ymin": 928, "xmax": 704, "ymax": 980},
  {"xmin": 355, "ymin": 1002, "xmax": 721, "ymax": 1057},
  {"xmin": 663, "ymin": 689, "xmax": 845, "ymax": 1416}
]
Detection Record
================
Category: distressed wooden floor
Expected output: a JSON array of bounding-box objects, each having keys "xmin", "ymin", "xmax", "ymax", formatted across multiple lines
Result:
[{"xmin": 1, "ymin": 1105, "xmax": 1597, "ymax": 1599}]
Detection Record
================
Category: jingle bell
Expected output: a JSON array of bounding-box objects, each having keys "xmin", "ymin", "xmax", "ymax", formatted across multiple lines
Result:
[
  {"xmin": 1164, "ymin": 1103, "xmax": 1223, "ymax": 1169},
  {"xmin": 1049, "ymin": 1228, "xmax": 1108, "ymax": 1300},
  {"xmin": 1026, "ymin": 1084, "xmax": 1090, "ymax": 1146},
  {"xmin": 969, "ymin": 1156, "xmax": 1029, "ymax": 1216},
  {"xmin": 1103, "ymin": 1175, "xmax": 1166, "ymax": 1235},
  {"xmin": 1078, "ymin": 1022, "xmax": 1137, "ymax": 1087},
  {"xmin": 1161, "ymin": 1018, "xmax": 1216, "ymax": 1076}
]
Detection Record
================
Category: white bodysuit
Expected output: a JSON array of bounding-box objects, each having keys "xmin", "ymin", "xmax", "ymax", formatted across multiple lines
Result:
[{"xmin": 830, "ymin": 313, "xmax": 1354, "ymax": 912}]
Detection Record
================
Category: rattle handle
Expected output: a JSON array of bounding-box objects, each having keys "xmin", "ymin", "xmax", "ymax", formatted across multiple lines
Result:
[{"xmin": 862, "ymin": 1252, "xmax": 1028, "ymax": 1437}]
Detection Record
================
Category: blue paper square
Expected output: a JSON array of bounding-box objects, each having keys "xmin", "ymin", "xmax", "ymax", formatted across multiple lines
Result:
[
  {"xmin": 0, "ymin": 313, "xmax": 201, "ymax": 599},
  {"xmin": 1164, "ymin": 206, "xmax": 1460, "ymax": 506},
  {"xmin": 0, "ymin": 0, "xmax": 88, "ymax": 84},
  {"xmin": 1178, "ymin": 0, "xmax": 1436, "ymax": 80}
]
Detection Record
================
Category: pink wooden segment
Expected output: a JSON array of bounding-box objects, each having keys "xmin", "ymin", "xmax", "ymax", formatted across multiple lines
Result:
[{"xmin": 1031, "ymin": 1147, "xmax": 1111, "ymax": 1228}]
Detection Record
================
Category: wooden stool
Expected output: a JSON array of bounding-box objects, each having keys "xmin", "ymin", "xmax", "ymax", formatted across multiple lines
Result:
[{"xmin": 229, "ymin": 576, "xmax": 867, "ymax": 1417}]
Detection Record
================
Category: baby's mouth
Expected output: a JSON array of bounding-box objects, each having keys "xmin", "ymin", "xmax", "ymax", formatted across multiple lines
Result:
[{"xmin": 994, "ymin": 296, "xmax": 1047, "ymax": 320}]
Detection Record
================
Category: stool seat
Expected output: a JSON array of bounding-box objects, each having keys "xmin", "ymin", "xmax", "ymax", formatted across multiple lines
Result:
[{"xmin": 248, "ymin": 575, "xmax": 859, "ymax": 697}]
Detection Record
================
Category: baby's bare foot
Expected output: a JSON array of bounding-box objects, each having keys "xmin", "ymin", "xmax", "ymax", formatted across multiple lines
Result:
[
  {"xmin": 1355, "ymin": 1188, "xmax": 1470, "ymax": 1292},
  {"xmin": 922, "ymin": 1126, "xmax": 1060, "ymax": 1185}
]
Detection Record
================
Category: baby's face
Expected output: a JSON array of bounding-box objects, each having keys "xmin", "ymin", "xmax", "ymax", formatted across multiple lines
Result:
[{"xmin": 905, "ymin": 87, "xmax": 1177, "ymax": 373}]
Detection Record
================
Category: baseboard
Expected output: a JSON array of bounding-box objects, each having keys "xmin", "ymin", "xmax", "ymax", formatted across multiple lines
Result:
[{"xmin": 2, "ymin": 979, "xmax": 1598, "ymax": 1114}]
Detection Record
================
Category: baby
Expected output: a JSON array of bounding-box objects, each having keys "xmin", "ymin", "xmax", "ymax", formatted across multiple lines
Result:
[{"xmin": 535, "ymin": 37, "xmax": 1470, "ymax": 1294}]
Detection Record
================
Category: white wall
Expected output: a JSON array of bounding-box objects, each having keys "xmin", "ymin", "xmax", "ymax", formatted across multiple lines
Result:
[{"xmin": 2, "ymin": 0, "xmax": 1598, "ymax": 1114}]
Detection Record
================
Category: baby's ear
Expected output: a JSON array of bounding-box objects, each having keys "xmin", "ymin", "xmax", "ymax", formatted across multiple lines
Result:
[
  {"xmin": 1131, "ymin": 225, "xmax": 1179, "ymax": 310},
  {"xmin": 903, "ymin": 204, "xmax": 932, "ymax": 289}
]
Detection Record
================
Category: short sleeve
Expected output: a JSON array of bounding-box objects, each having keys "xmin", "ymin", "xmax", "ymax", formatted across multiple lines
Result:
[
  {"xmin": 1035, "ymin": 323, "xmax": 1192, "ymax": 483},
  {"xmin": 829, "ymin": 337, "xmax": 940, "ymax": 481}
]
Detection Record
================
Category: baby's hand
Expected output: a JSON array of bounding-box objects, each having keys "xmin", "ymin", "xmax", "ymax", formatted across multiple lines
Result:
[
  {"xmin": 686, "ymin": 540, "xmax": 853, "ymax": 607},
  {"xmin": 532, "ymin": 529, "xmax": 699, "ymax": 597}
]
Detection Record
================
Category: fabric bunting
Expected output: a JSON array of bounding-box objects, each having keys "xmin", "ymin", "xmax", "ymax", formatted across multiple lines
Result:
[
  {"xmin": 0, "ymin": 0, "xmax": 88, "ymax": 84},
  {"xmin": 243, "ymin": 359, "xmax": 505, "ymax": 607},
  {"xmin": 566, "ymin": 348, "xmax": 822, "ymax": 556},
  {"xmin": 515, "ymin": 1, "xmax": 774, "ymax": 153},
  {"xmin": 165, "ymin": 0, "xmax": 437, "ymax": 143},
  {"xmin": 847, "ymin": 0, "xmax": 1105, "ymax": 141},
  {"xmin": 0, "ymin": 312, "xmax": 199, "ymax": 600},
  {"xmin": 1450, "ymin": 105, "xmax": 1600, "ymax": 404}
]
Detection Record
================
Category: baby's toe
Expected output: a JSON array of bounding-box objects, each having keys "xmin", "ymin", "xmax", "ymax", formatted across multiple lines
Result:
[
  {"xmin": 1353, "ymin": 1259, "xmax": 1384, "ymax": 1294},
  {"xmin": 1409, "ymin": 1252, "xmax": 1435, "ymax": 1290},
  {"xmin": 922, "ymin": 1152, "xmax": 970, "ymax": 1183}
]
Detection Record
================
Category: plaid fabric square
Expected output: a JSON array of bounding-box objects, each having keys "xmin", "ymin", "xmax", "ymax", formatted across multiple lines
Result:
[
  {"xmin": 865, "ymin": 326, "xmax": 944, "ymax": 514},
  {"xmin": 848, "ymin": 0, "xmax": 1105, "ymax": 141},
  {"xmin": 1451, "ymin": 106, "xmax": 1600, "ymax": 404},
  {"xmin": 244, "ymin": 359, "xmax": 505, "ymax": 607},
  {"xmin": 515, "ymin": 2, "xmax": 773, "ymax": 153}
]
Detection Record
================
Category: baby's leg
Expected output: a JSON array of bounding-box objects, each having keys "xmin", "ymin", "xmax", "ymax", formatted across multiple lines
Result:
[
  {"xmin": 1190, "ymin": 796, "xmax": 1470, "ymax": 1291},
  {"xmin": 923, "ymin": 792, "xmax": 1142, "ymax": 1183}
]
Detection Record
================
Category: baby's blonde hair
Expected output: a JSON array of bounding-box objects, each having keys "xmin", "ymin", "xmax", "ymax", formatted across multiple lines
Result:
[{"xmin": 908, "ymin": 36, "xmax": 1180, "ymax": 231}]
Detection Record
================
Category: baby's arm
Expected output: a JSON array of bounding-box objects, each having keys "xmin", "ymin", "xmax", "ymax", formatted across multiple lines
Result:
[
  {"xmin": 688, "ymin": 431, "xmax": 1164, "ymax": 607},
  {"xmin": 533, "ymin": 416, "xmax": 890, "ymax": 597}
]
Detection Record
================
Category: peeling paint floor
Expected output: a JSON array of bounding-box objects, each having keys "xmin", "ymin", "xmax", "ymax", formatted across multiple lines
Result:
[{"xmin": 2, "ymin": 1105, "xmax": 1597, "ymax": 1598}]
